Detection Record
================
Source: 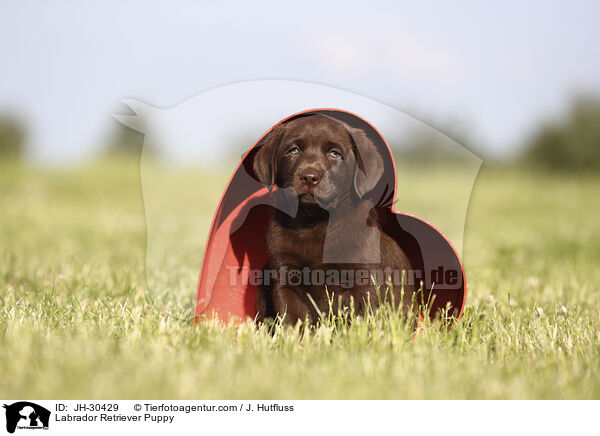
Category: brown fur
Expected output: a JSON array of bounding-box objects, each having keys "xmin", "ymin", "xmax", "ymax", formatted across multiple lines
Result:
[{"xmin": 253, "ymin": 114, "xmax": 417, "ymax": 324}]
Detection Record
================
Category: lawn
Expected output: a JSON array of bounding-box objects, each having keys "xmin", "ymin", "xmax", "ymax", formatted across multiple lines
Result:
[{"xmin": 1, "ymin": 157, "xmax": 599, "ymax": 399}]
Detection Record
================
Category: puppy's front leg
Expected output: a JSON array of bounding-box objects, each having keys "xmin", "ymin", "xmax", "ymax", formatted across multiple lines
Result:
[{"xmin": 273, "ymin": 284, "xmax": 314, "ymax": 325}]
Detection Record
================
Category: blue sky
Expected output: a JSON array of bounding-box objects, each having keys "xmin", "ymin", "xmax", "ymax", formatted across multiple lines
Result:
[{"xmin": 1, "ymin": 0, "xmax": 599, "ymax": 162}]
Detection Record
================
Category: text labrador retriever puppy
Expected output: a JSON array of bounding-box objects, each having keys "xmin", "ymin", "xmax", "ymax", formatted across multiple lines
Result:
[{"xmin": 253, "ymin": 114, "xmax": 419, "ymax": 324}]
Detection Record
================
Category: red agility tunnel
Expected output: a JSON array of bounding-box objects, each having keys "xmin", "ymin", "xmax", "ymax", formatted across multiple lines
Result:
[{"xmin": 194, "ymin": 109, "xmax": 466, "ymax": 323}]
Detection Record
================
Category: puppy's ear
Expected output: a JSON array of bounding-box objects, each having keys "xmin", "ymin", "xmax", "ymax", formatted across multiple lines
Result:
[
  {"xmin": 349, "ymin": 127, "xmax": 384, "ymax": 199},
  {"xmin": 253, "ymin": 124, "xmax": 285, "ymax": 191}
]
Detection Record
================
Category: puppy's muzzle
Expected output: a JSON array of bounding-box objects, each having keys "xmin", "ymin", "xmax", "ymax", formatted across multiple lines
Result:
[{"xmin": 299, "ymin": 169, "xmax": 322, "ymax": 188}]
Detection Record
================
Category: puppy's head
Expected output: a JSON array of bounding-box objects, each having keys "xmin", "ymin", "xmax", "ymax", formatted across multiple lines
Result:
[{"xmin": 253, "ymin": 114, "xmax": 383, "ymax": 208}]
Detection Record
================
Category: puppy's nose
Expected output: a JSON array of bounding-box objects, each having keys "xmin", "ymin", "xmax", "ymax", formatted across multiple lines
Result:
[{"xmin": 300, "ymin": 170, "xmax": 321, "ymax": 186}]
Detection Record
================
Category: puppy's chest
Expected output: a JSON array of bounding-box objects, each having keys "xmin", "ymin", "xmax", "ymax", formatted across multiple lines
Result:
[{"xmin": 268, "ymin": 223, "xmax": 326, "ymax": 267}]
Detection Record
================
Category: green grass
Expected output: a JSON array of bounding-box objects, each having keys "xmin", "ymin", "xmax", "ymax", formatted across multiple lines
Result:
[{"xmin": 1, "ymin": 158, "xmax": 599, "ymax": 399}]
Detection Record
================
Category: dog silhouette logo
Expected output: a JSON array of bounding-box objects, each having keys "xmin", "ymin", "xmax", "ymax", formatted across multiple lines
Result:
[{"xmin": 2, "ymin": 402, "xmax": 50, "ymax": 433}]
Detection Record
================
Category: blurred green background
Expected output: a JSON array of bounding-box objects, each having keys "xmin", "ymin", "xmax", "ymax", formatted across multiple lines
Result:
[
  {"xmin": 2, "ymin": 0, "xmax": 600, "ymax": 400},
  {"xmin": 1, "ymin": 92, "xmax": 599, "ymax": 399}
]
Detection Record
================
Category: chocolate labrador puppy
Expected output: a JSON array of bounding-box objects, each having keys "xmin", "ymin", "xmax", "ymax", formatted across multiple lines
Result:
[{"xmin": 253, "ymin": 114, "xmax": 419, "ymax": 324}]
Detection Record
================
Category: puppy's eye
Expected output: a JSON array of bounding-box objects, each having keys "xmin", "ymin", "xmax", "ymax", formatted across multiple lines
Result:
[
  {"xmin": 328, "ymin": 149, "xmax": 342, "ymax": 159},
  {"xmin": 287, "ymin": 146, "xmax": 300, "ymax": 156}
]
